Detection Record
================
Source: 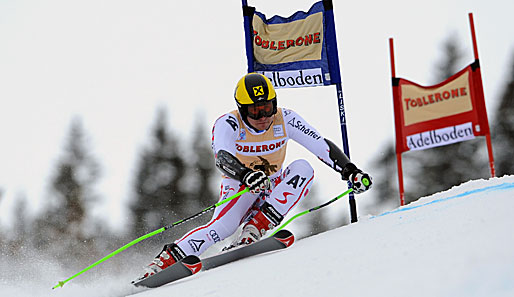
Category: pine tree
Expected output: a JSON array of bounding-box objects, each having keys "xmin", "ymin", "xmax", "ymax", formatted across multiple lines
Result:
[
  {"xmin": 9, "ymin": 194, "xmax": 29, "ymax": 250},
  {"xmin": 130, "ymin": 107, "xmax": 187, "ymax": 238},
  {"xmin": 492, "ymin": 51, "xmax": 514, "ymax": 176},
  {"xmin": 367, "ymin": 143, "xmax": 400, "ymax": 213},
  {"xmin": 434, "ymin": 34, "xmax": 464, "ymax": 82},
  {"xmin": 32, "ymin": 117, "xmax": 101, "ymax": 263},
  {"xmin": 188, "ymin": 117, "xmax": 217, "ymax": 211}
]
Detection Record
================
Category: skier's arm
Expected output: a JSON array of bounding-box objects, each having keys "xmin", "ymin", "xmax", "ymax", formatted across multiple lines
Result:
[
  {"xmin": 215, "ymin": 149, "xmax": 251, "ymax": 181},
  {"xmin": 211, "ymin": 113, "xmax": 270, "ymax": 193},
  {"xmin": 284, "ymin": 109, "xmax": 372, "ymax": 193},
  {"xmin": 314, "ymin": 138, "xmax": 372, "ymax": 193},
  {"xmin": 323, "ymin": 138, "xmax": 359, "ymax": 180},
  {"xmin": 215, "ymin": 150, "xmax": 270, "ymax": 194},
  {"xmin": 283, "ymin": 109, "xmax": 355, "ymax": 178}
]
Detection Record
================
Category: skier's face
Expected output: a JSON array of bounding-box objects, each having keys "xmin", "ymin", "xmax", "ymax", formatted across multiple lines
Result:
[
  {"xmin": 247, "ymin": 113, "xmax": 274, "ymax": 131},
  {"xmin": 246, "ymin": 100, "xmax": 274, "ymax": 120}
]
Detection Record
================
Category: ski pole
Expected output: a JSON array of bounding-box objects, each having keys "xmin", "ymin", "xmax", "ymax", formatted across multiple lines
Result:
[
  {"xmin": 271, "ymin": 188, "xmax": 353, "ymax": 236},
  {"xmin": 52, "ymin": 187, "xmax": 249, "ymax": 289}
]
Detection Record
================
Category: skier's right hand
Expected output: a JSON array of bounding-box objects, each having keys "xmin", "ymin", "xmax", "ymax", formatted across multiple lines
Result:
[
  {"xmin": 350, "ymin": 171, "xmax": 372, "ymax": 194},
  {"xmin": 243, "ymin": 170, "xmax": 271, "ymax": 194}
]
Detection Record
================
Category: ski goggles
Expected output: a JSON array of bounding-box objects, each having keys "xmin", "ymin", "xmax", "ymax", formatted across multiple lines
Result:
[{"xmin": 246, "ymin": 100, "xmax": 275, "ymax": 120}]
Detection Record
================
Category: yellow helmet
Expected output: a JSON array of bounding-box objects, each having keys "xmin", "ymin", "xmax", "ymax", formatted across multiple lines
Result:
[{"xmin": 234, "ymin": 73, "xmax": 277, "ymax": 120}]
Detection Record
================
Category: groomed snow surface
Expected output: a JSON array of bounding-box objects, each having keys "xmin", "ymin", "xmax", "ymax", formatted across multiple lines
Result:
[{"xmin": 3, "ymin": 176, "xmax": 514, "ymax": 297}]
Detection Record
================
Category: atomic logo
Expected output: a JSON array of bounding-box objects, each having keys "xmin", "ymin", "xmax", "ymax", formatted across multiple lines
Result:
[{"xmin": 188, "ymin": 239, "xmax": 205, "ymax": 253}]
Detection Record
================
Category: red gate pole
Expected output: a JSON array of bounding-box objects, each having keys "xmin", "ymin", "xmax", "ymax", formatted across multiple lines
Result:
[
  {"xmin": 389, "ymin": 38, "xmax": 406, "ymax": 206},
  {"xmin": 469, "ymin": 13, "xmax": 495, "ymax": 178}
]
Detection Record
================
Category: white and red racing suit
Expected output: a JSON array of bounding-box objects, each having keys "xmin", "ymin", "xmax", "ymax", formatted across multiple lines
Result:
[{"xmin": 174, "ymin": 107, "xmax": 353, "ymax": 256}]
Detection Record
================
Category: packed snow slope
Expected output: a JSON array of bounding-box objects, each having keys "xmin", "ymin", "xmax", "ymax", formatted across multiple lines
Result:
[
  {"xmin": 129, "ymin": 176, "xmax": 514, "ymax": 297},
  {"xmin": 4, "ymin": 176, "xmax": 514, "ymax": 297}
]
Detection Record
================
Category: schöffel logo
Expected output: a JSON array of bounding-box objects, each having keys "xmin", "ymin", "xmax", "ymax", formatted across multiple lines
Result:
[
  {"xmin": 259, "ymin": 69, "xmax": 325, "ymax": 89},
  {"xmin": 287, "ymin": 117, "xmax": 321, "ymax": 140},
  {"xmin": 407, "ymin": 122, "xmax": 475, "ymax": 151}
]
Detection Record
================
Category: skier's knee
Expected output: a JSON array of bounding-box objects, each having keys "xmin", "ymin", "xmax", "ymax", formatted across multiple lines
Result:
[{"xmin": 289, "ymin": 159, "xmax": 314, "ymax": 178}]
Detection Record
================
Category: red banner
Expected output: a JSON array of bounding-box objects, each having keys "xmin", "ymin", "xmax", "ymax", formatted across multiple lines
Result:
[
  {"xmin": 392, "ymin": 61, "xmax": 491, "ymax": 153},
  {"xmin": 389, "ymin": 13, "xmax": 495, "ymax": 206}
]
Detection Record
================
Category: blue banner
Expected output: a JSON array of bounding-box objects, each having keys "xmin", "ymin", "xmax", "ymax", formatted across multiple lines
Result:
[{"xmin": 243, "ymin": 1, "xmax": 341, "ymax": 89}]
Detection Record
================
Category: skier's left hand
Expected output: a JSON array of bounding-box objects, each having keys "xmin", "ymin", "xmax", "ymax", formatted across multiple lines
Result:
[
  {"xmin": 243, "ymin": 170, "xmax": 271, "ymax": 194},
  {"xmin": 350, "ymin": 171, "xmax": 372, "ymax": 194}
]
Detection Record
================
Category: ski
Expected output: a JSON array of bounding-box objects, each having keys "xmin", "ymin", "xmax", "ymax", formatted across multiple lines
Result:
[
  {"xmin": 132, "ymin": 230, "xmax": 294, "ymax": 288},
  {"xmin": 202, "ymin": 229, "xmax": 295, "ymax": 270},
  {"xmin": 132, "ymin": 255, "xmax": 202, "ymax": 288}
]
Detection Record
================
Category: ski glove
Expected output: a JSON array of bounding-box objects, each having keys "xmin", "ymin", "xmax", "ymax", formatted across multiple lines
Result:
[
  {"xmin": 243, "ymin": 170, "xmax": 271, "ymax": 194},
  {"xmin": 350, "ymin": 171, "xmax": 372, "ymax": 194}
]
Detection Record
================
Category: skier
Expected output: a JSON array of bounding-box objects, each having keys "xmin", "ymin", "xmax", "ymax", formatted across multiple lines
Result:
[{"xmin": 137, "ymin": 73, "xmax": 372, "ymax": 280}]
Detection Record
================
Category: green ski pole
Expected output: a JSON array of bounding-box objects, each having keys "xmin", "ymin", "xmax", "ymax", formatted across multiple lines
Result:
[
  {"xmin": 52, "ymin": 187, "xmax": 249, "ymax": 289},
  {"xmin": 271, "ymin": 188, "xmax": 353, "ymax": 236}
]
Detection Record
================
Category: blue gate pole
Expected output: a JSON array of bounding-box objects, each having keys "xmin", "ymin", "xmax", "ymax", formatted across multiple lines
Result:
[
  {"xmin": 241, "ymin": 0, "xmax": 254, "ymax": 73},
  {"xmin": 242, "ymin": 0, "xmax": 358, "ymax": 223},
  {"xmin": 324, "ymin": 0, "xmax": 358, "ymax": 223},
  {"xmin": 335, "ymin": 82, "xmax": 358, "ymax": 223}
]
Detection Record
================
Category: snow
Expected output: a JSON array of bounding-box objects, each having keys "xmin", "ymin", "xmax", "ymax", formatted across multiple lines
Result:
[{"xmin": 3, "ymin": 176, "xmax": 514, "ymax": 297}]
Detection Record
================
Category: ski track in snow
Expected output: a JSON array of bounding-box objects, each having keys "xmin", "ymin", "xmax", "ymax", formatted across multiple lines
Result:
[{"xmin": 2, "ymin": 176, "xmax": 514, "ymax": 297}]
